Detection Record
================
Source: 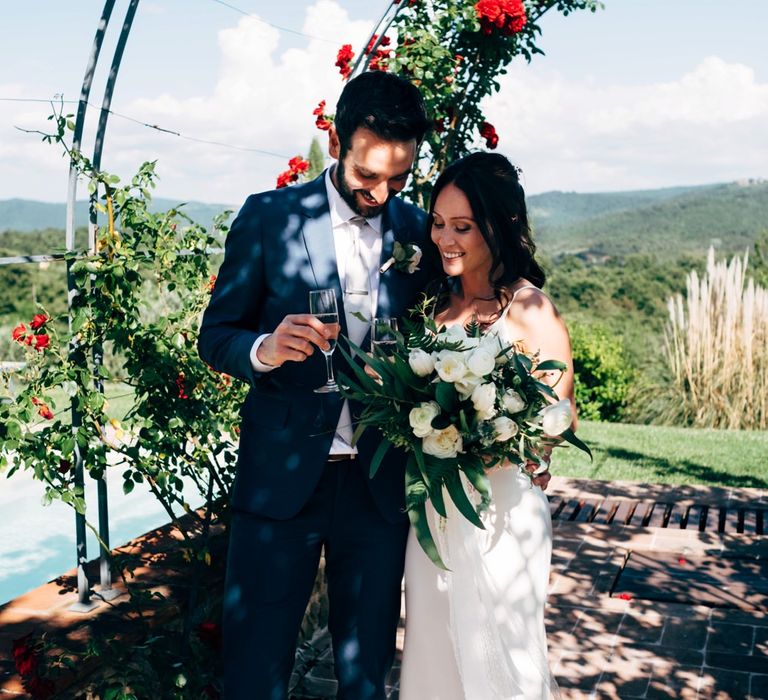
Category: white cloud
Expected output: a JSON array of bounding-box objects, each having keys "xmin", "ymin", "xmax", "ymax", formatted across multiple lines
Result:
[
  {"xmin": 2, "ymin": 5, "xmax": 766, "ymax": 205},
  {"xmin": 484, "ymin": 56, "xmax": 768, "ymax": 193}
]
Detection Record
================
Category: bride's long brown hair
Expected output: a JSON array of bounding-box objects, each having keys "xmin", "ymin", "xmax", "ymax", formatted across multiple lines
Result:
[{"xmin": 424, "ymin": 152, "xmax": 545, "ymax": 317}]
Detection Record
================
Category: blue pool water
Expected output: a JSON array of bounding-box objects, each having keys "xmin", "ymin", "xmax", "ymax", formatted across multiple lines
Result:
[{"xmin": 0, "ymin": 466, "xmax": 203, "ymax": 606}]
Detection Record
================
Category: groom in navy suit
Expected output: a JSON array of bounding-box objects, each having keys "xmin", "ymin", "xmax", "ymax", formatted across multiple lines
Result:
[{"xmin": 198, "ymin": 72, "xmax": 431, "ymax": 699}]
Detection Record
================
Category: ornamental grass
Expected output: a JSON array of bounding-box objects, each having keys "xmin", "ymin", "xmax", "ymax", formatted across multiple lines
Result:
[{"xmin": 663, "ymin": 247, "xmax": 768, "ymax": 429}]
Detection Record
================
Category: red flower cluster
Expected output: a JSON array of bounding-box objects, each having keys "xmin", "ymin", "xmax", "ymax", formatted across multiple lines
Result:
[
  {"xmin": 475, "ymin": 0, "xmax": 527, "ymax": 36},
  {"xmin": 207, "ymin": 275, "xmax": 217, "ymax": 293},
  {"xmin": 479, "ymin": 121, "xmax": 499, "ymax": 149},
  {"xmin": 31, "ymin": 397, "xmax": 54, "ymax": 421},
  {"xmin": 365, "ymin": 35, "xmax": 392, "ymax": 72},
  {"xmin": 313, "ymin": 100, "xmax": 333, "ymax": 131},
  {"xmin": 12, "ymin": 314, "xmax": 51, "ymax": 352},
  {"xmin": 336, "ymin": 44, "xmax": 355, "ymax": 79},
  {"xmin": 197, "ymin": 620, "xmax": 223, "ymax": 652},
  {"xmin": 276, "ymin": 156, "xmax": 310, "ymax": 189},
  {"xmin": 176, "ymin": 372, "xmax": 189, "ymax": 400},
  {"xmin": 12, "ymin": 635, "xmax": 55, "ymax": 699}
]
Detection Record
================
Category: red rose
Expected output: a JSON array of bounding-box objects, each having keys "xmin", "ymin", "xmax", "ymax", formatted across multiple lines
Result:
[
  {"xmin": 276, "ymin": 171, "xmax": 293, "ymax": 189},
  {"xmin": 288, "ymin": 156, "xmax": 309, "ymax": 174},
  {"xmin": 335, "ymin": 44, "xmax": 355, "ymax": 79},
  {"xmin": 479, "ymin": 121, "xmax": 499, "ymax": 149},
  {"xmin": 313, "ymin": 101, "xmax": 333, "ymax": 130},
  {"xmin": 365, "ymin": 35, "xmax": 391, "ymax": 55},
  {"xmin": 207, "ymin": 275, "xmax": 216, "ymax": 293},
  {"xmin": 30, "ymin": 314, "xmax": 48, "ymax": 330},
  {"xmin": 12, "ymin": 323, "xmax": 27, "ymax": 342},
  {"xmin": 176, "ymin": 373, "xmax": 189, "ymax": 400},
  {"xmin": 33, "ymin": 334, "xmax": 50, "ymax": 351},
  {"xmin": 475, "ymin": 0, "xmax": 526, "ymax": 36},
  {"xmin": 197, "ymin": 621, "xmax": 223, "ymax": 651}
]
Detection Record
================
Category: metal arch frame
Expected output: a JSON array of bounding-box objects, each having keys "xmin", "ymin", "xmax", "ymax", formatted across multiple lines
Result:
[{"xmin": 65, "ymin": 0, "xmax": 142, "ymax": 612}]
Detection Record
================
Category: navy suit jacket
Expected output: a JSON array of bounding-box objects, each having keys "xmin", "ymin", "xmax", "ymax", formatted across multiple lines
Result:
[{"xmin": 198, "ymin": 172, "xmax": 431, "ymax": 523}]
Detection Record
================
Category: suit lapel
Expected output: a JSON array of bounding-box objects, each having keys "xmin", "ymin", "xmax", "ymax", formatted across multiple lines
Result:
[{"xmin": 298, "ymin": 174, "xmax": 349, "ymax": 338}]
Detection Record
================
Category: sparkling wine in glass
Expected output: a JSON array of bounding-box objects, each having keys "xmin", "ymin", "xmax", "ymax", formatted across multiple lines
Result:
[
  {"xmin": 309, "ymin": 289, "xmax": 340, "ymax": 393},
  {"xmin": 371, "ymin": 317, "xmax": 399, "ymax": 357}
]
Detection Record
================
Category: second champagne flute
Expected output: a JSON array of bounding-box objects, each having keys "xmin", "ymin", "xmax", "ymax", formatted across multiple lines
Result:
[
  {"xmin": 309, "ymin": 289, "xmax": 340, "ymax": 393},
  {"xmin": 371, "ymin": 317, "xmax": 399, "ymax": 357}
]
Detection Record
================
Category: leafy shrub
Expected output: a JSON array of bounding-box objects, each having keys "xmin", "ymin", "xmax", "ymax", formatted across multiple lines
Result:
[{"xmin": 569, "ymin": 320, "xmax": 633, "ymax": 422}]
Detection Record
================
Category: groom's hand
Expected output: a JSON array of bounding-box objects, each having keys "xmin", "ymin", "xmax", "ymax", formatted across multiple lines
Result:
[{"xmin": 257, "ymin": 314, "xmax": 332, "ymax": 366}]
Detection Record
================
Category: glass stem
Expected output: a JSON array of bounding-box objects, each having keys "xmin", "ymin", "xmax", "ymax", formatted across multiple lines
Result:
[{"xmin": 325, "ymin": 354, "xmax": 336, "ymax": 385}]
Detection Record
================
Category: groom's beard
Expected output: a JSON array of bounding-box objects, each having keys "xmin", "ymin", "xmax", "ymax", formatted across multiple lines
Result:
[{"xmin": 335, "ymin": 160, "xmax": 393, "ymax": 219}]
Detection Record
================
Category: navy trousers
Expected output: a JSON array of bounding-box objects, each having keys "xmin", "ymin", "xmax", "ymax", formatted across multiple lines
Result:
[{"xmin": 222, "ymin": 460, "xmax": 409, "ymax": 700}]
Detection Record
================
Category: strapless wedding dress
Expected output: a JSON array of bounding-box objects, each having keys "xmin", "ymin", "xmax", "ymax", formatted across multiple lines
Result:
[{"xmin": 400, "ymin": 291, "xmax": 557, "ymax": 700}]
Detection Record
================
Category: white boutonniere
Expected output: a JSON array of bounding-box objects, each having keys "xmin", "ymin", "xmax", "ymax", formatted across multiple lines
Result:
[{"xmin": 379, "ymin": 241, "xmax": 422, "ymax": 275}]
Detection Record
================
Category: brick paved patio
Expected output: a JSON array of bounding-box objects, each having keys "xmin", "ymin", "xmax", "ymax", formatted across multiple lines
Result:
[{"xmin": 384, "ymin": 477, "xmax": 768, "ymax": 700}]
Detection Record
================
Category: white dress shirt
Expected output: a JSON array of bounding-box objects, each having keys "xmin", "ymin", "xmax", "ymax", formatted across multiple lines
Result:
[{"xmin": 249, "ymin": 167, "xmax": 383, "ymax": 455}]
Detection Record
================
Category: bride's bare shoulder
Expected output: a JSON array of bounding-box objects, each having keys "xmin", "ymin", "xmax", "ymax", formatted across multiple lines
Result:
[{"xmin": 504, "ymin": 283, "xmax": 563, "ymax": 330}]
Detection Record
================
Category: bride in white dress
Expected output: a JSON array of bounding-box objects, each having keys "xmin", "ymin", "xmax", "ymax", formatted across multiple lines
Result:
[{"xmin": 399, "ymin": 153, "xmax": 576, "ymax": 700}]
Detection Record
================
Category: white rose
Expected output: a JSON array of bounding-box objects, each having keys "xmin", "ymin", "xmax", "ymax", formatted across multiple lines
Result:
[
  {"xmin": 454, "ymin": 372, "xmax": 483, "ymax": 399},
  {"xmin": 480, "ymin": 334, "xmax": 506, "ymax": 364},
  {"xmin": 467, "ymin": 347, "xmax": 496, "ymax": 377},
  {"xmin": 438, "ymin": 324, "xmax": 467, "ymax": 343},
  {"xmin": 406, "ymin": 245, "xmax": 422, "ymax": 273},
  {"xmin": 408, "ymin": 348, "xmax": 436, "ymax": 377},
  {"xmin": 471, "ymin": 382, "xmax": 498, "ymax": 421},
  {"xmin": 423, "ymin": 424, "xmax": 463, "ymax": 458},
  {"xmin": 492, "ymin": 416, "xmax": 519, "ymax": 442},
  {"xmin": 502, "ymin": 389, "xmax": 526, "ymax": 414},
  {"xmin": 541, "ymin": 399, "xmax": 573, "ymax": 436},
  {"xmin": 409, "ymin": 401, "xmax": 441, "ymax": 438},
  {"xmin": 434, "ymin": 352, "xmax": 468, "ymax": 383}
]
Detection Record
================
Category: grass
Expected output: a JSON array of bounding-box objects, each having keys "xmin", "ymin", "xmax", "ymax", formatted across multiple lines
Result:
[{"xmin": 554, "ymin": 420, "xmax": 768, "ymax": 489}]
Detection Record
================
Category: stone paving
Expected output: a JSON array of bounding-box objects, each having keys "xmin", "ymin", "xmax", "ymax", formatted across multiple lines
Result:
[{"xmin": 384, "ymin": 477, "xmax": 768, "ymax": 700}]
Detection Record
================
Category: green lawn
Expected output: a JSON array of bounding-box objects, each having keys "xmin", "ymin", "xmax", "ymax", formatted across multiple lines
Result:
[{"xmin": 554, "ymin": 421, "xmax": 768, "ymax": 488}]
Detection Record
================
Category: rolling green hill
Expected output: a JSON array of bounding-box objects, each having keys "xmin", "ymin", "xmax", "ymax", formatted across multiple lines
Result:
[
  {"xmin": 527, "ymin": 183, "xmax": 709, "ymax": 229},
  {"xmin": 533, "ymin": 181, "xmax": 768, "ymax": 257},
  {"xmin": 0, "ymin": 198, "xmax": 234, "ymax": 234}
]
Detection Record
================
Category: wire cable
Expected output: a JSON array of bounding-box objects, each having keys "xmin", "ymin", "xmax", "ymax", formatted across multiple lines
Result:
[
  {"xmin": 207, "ymin": 0, "xmax": 339, "ymax": 45},
  {"xmin": 2, "ymin": 96, "xmax": 292, "ymax": 160}
]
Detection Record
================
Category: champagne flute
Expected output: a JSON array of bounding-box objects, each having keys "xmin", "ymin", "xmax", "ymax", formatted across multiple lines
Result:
[
  {"xmin": 371, "ymin": 317, "xmax": 399, "ymax": 357},
  {"xmin": 309, "ymin": 289, "xmax": 340, "ymax": 393}
]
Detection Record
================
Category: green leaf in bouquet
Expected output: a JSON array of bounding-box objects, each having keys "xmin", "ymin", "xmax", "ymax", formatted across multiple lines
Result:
[
  {"xmin": 430, "ymin": 413, "xmax": 453, "ymax": 430},
  {"xmin": 462, "ymin": 461, "xmax": 492, "ymax": 510},
  {"xmin": 534, "ymin": 380, "xmax": 560, "ymax": 401},
  {"xmin": 429, "ymin": 481, "xmax": 447, "ymax": 518},
  {"xmin": 513, "ymin": 352, "xmax": 533, "ymax": 375},
  {"xmin": 560, "ymin": 427, "xmax": 593, "ymax": 460},
  {"xmin": 435, "ymin": 381, "xmax": 458, "ymax": 412},
  {"xmin": 413, "ymin": 442, "xmax": 433, "ymax": 490},
  {"xmin": 534, "ymin": 359, "xmax": 567, "ymax": 372},
  {"xmin": 369, "ymin": 438, "xmax": 392, "ymax": 478},
  {"xmin": 351, "ymin": 421, "xmax": 367, "ymax": 447},
  {"xmin": 408, "ymin": 500, "xmax": 447, "ymax": 570},
  {"xmin": 336, "ymin": 346, "xmax": 381, "ymax": 396},
  {"xmin": 459, "ymin": 408, "xmax": 471, "ymax": 434},
  {"xmin": 445, "ymin": 471, "xmax": 485, "ymax": 530}
]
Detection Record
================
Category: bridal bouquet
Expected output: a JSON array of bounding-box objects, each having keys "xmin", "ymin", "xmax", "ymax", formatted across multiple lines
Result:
[{"xmin": 339, "ymin": 298, "xmax": 591, "ymax": 568}]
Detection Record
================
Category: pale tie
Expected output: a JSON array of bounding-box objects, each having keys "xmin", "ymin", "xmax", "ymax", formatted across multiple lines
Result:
[{"xmin": 344, "ymin": 216, "xmax": 372, "ymax": 347}]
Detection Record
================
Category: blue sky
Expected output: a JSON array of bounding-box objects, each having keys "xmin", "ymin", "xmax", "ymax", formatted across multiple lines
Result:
[{"xmin": 1, "ymin": 0, "xmax": 766, "ymax": 203}]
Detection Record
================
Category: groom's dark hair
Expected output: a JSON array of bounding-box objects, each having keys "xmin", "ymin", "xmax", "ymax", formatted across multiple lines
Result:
[{"xmin": 334, "ymin": 71, "xmax": 429, "ymax": 156}]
